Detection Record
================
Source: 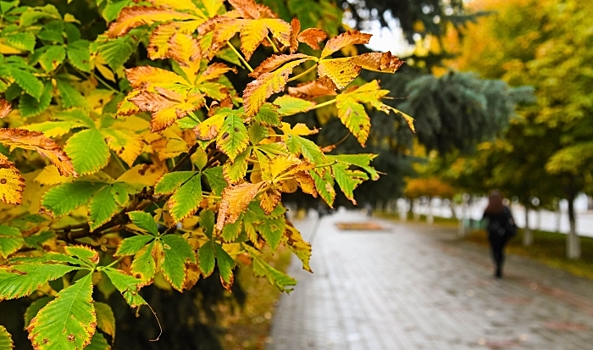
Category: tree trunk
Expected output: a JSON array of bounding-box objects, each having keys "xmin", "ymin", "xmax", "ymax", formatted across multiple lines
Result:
[
  {"xmin": 427, "ymin": 198, "xmax": 434, "ymax": 224},
  {"xmin": 567, "ymin": 196, "xmax": 580, "ymax": 259},
  {"xmin": 413, "ymin": 199, "xmax": 420, "ymax": 222},
  {"xmin": 523, "ymin": 206, "xmax": 533, "ymax": 246},
  {"xmin": 449, "ymin": 200, "xmax": 458, "ymax": 220}
]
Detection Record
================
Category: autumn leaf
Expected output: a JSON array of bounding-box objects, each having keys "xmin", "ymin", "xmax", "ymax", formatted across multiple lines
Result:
[
  {"xmin": 249, "ymin": 53, "xmax": 311, "ymax": 78},
  {"xmin": 0, "ymin": 99, "xmax": 11, "ymax": 118},
  {"xmin": 298, "ymin": 28, "xmax": 327, "ymax": 50},
  {"xmin": 130, "ymin": 90, "xmax": 204, "ymax": 132},
  {"xmin": 167, "ymin": 33, "xmax": 202, "ymax": 79},
  {"xmin": 0, "ymin": 128, "xmax": 77, "ymax": 177},
  {"xmin": 0, "ymin": 155, "xmax": 25, "ymax": 205},
  {"xmin": 216, "ymin": 182, "xmax": 264, "ymax": 230},
  {"xmin": 317, "ymin": 57, "xmax": 362, "ymax": 90},
  {"xmin": 125, "ymin": 66, "xmax": 185, "ymax": 88},
  {"xmin": 320, "ymin": 30, "xmax": 372, "ymax": 58},
  {"xmin": 148, "ymin": 21, "xmax": 204, "ymax": 60},
  {"xmin": 108, "ymin": 6, "xmax": 200, "ymax": 38},
  {"xmin": 288, "ymin": 77, "xmax": 337, "ymax": 99},
  {"xmin": 243, "ymin": 58, "xmax": 308, "ymax": 117},
  {"xmin": 353, "ymin": 52, "xmax": 404, "ymax": 73}
]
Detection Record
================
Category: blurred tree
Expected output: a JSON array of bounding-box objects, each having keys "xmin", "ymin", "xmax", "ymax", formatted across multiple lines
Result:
[{"xmin": 448, "ymin": 0, "xmax": 593, "ymax": 258}]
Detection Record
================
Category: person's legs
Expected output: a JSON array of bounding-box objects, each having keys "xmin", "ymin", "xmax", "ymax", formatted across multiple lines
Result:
[{"xmin": 489, "ymin": 235, "xmax": 504, "ymax": 277}]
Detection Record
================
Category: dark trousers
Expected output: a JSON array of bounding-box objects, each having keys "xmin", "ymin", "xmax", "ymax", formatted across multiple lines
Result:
[{"xmin": 488, "ymin": 233, "xmax": 507, "ymax": 276}]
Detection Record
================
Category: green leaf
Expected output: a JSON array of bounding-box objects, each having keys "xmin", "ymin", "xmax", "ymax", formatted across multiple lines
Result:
[
  {"xmin": 223, "ymin": 150, "xmax": 249, "ymax": 184},
  {"xmin": 253, "ymin": 103, "xmax": 281, "ymax": 126},
  {"xmin": 54, "ymin": 108, "xmax": 95, "ymax": 128},
  {"xmin": 63, "ymin": 22, "xmax": 81, "ymax": 42},
  {"xmin": 65, "ymin": 128, "xmax": 110, "ymax": 175},
  {"xmin": 154, "ymin": 171, "xmax": 195, "ymax": 195},
  {"xmin": 97, "ymin": 35, "xmax": 135, "ymax": 70},
  {"xmin": 67, "ymin": 40, "xmax": 91, "ymax": 72},
  {"xmin": 5, "ymin": 32, "xmax": 36, "ymax": 52},
  {"xmin": 203, "ymin": 167, "xmax": 226, "ymax": 195},
  {"xmin": 0, "ymin": 225, "xmax": 24, "ymax": 259},
  {"xmin": 221, "ymin": 219, "xmax": 242, "ymax": 242},
  {"xmin": 57, "ymin": 80, "xmax": 87, "ymax": 108},
  {"xmin": 89, "ymin": 185, "xmax": 120, "ymax": 231},
  {"xmin": 23, "ymin": 230, "xmax": 56, "ymax": 249},
  {"xmin": 65, "ymin": 246, "xmax": 99, "ymax": 266},
  {"xmin": 274, "ymin": 95, "xmax": 315, "ymax": 116},
  {"xmin": 331, "ymin": 163, "xmax": 368, "ymax": 204},
  {"xmin": 0, "ymin": 264, "xmax": 78, "ymax": 300},
  {"xmin": 245, "ymin": 245, "xmax": 296, "ymax": 292},
  {"xmin": 127, "ymin": 211, "xmax": 158, "ymax": 235},
  {"xmin": 130, "ymin": 242, "xmax": 155, "ymax": 283},
  {"xmin": 18, "ymin": 83, "xmax": 52, "ymax": 117},
  {"xmin": 102, "ymin": 1, "xmax": 131, "ymax": 22},
  {"xmin": 24, "ymin": 296, "xmax": 53, "ymax": 327},
  {"xmin": 115, "ymin": 235, "xmax": 154, "ymax": 256},
  {"xmin": 168, "ymin": 174, "xmax": 202, "ymax": 223},
  {"xmin": 24, "ymin": 120, "xmax": 85, "ymax": 138},
  {"xmin": 160, "ymin": 235, "xmax": 195, "ymax": 291},
  {"xmin": 248, "ymin": 123, "xmax": 269, "ymax": 145},
  {"xmin": 198, "ymin": 241, "xmax": 215, "ymax": 277},
  {"xmin": 20, "ymin": 5, "xmax": 60, "ymax": 27},
  {"xmin": 37, "ymin": 21, "xmax": 64, "ymax": 43},
  {"xmin": 42, "ymin": 181, "xmax": 105, "ymax": 216},
  {"xmin": 111, "ymin": 182, "xmax": 131, "ymax": 206},
  {"xmin": 38, "ymin": 45, "xmax": 66, "ymax": 72},
  {"xmin": 0, "ymin": 1, "xmax": 18, "ymax": 14},
  {"xmin": 0, "ymin": 325, "xmax": 13, "ymax": 350},
  {"xmin": 28, "ymin": 274, "xmax": 96, "ymax": 350},
  {"xmin": 258, "ymin": 217, "xmax": 285, "ymax": 251},
  {"xmin": 328, "ymin": 154, "xmax": 379, "ymax": 180},
  {"xmin": 217, "ymin": 112, "xmax": 249, "ymax": 161},
  {"xmin": 200, "ymin": 209, "xmax": 215, "ymax": 240},
  {"xmin": 9, "ymin": 66, "xmax": 43, "ymax": 100},
  {"xmin": 215, "ymin": 243, "xmax": 235, "ymax": 287},
  {"xmin": 336, "ymin": 94, "xmax": 371, "ymax": 146},
  {"xmin": 286, "ymin": 135, "xmax": 325, "ymax": 163},
  {"xmin": 94, "ymin": 302, "xmax": 116, "ymax": 339},
  {"xmin": 85, "ymin": 332, "xmax": 110, "ymax": 350},
  {"xmin": 311, "ymin": 170, "xmax": 335, "ymax": 206},
  {"xmin": 102, "ymin": 268, "xmax": 147, "ymax": 308}
]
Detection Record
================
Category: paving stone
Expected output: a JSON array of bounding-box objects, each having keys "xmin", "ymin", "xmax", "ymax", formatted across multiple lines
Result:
[{"xmin": 266, "ymin": 210, "xmax": 593, "ymax": 350}]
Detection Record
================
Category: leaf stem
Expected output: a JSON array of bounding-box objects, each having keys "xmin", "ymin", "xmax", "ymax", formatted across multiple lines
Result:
[
  {"xmin": 266, "ymin": 35, "xmax": 279, "ymax": 53},
  {"xmin": 309, "ymin": 98, "xmax": 337, "ymax": 110},
  {"xmin": 287, "ymin": 64, "xmax": 317, "ymax": 82},
  {"xmin": 226, "ymin": 42, "xmax": 253, "ymax": 73},
  {"xmin": 170, "ymin": 143, "xmax": 200, "ymax": 172}
]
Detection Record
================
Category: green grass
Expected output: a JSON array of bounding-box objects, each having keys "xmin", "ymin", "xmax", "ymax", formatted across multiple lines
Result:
[
  {"xmin": 216, "ymin": 246, "xmax": 293, "ymax": 349},
  {"xmin": 377, "ymin": 211, "xmax": 593, "ymax": 281}
]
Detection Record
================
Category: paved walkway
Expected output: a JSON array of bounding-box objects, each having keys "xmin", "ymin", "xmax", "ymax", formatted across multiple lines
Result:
[{"xmin": 267, "ymin": 210, "xmax": 593, "ymax": 350}]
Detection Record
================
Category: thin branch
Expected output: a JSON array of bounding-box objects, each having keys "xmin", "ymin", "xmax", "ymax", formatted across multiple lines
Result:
[
  {"xmin": 287, "ymin": 64, "xmax": 317, "ymax": 82},
  {"xmin": 170, "ymin": 143, "xmax": 200, "ymax": 172},
  {"xmin": 227, "ymin": 42, "xmax": 253, "ymax": 72}
]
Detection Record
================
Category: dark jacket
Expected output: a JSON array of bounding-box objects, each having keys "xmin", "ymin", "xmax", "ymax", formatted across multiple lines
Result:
[{"xmin": 483, "ymin": 206, "xmax": 516, "ymax": 238}]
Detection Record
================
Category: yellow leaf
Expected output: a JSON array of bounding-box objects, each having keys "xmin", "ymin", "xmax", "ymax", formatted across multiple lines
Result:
[
  {"xmin": 149, "ymin": 0, "xmax": 207, "ymax": 17},
  {"xmin": 0, "ymin": 155, "xmax": 25, "ymax": 205},
  {"xmin": 0, "ymin": 128, "xmax": 77, "ymax": 177},
  {"xmin": 320, "ymin": 30, "xmax": 372, "ymax": 58},
  {"xmin": 294, "ymin": 171, "xmax": 317, "ymax": 196},
  {"xmin": 216, "ymin": 182, "xmax": 264, "ymax": 230},
  {"xmin": 125, "ymin": 66, "xmax": 185, "ymax": 89},
  {"xmin": 108, "ymin": 7, "xmax": 197, "ymax": 38},
  {"xmin": 0, "ymin": 99, "xmax": 11, "ymax": 118},
  {"xmin": 117, "ymin": 163, "xmax": 167, "ymax": 187},
  {"xmin": 203, "ymin": 0, "xmax": 225, "ymax": 17},
  {"xmin": 194, "ymin": 113, "xmax": 225, "ymax": 140},
  {"xmin": 196, "ymin": 63, "xmax": 237, "ymax": 85},
  {"xmin": 268, "ymin": 155, "xmax": 300, "ymax": 180},
  {"xmin": 259, "ymin": 189, "xmax": 281, "ymax": 214},
  {"xmin": 240, "ymin": 19, "xmax": 291, "ymax": 60},
  {"xmin": 34, "ymin": 165, "xmax": 73, "ymax": 186},
  {"xmin": 129, "ymin": 90, "xmax": 204, "ymax": 132},
  {"xmin": 167, "ymin": 33, "xmax": 202, "ymax": 80},
  {"xmin": 318, "ymin": 57, "xmax": 362, "ymax": 90},
  {"xmin": 249, "ymin": 53, "xmax": 311, "ymax": 78},
  {"xmin": 243, "ymin": 58, "xmax": 308, "ymax": 117},
  {"xmin": 101, "ymin": 128, "xmax": 144, "ymax": 166},
  {"xmin": 148, "ymin": 21, "xmax": 202, "ymax": 60},
  {"xmin": 279, "ymin": 122, "xmax": 318, "ymax": 136}
]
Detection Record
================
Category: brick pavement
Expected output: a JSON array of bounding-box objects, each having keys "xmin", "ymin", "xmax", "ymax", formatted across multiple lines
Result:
[{"xmin": 266, "ymin": 210, "xmax": 593, "ymax": 350}]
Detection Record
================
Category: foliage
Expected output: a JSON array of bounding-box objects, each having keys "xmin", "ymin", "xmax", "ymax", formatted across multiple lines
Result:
[
  {"xmin": 0, "ymin": 0, "xmax": 410, "ymax": 348},
  {"xmin": 404, "ymin": 177, "xmax": 455, "ymax": 200}
]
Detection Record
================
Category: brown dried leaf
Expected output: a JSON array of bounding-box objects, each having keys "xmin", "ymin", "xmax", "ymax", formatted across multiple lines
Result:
[
  {"xmin": 228, "ymin": 0, "xmax": 261, "ymax": 19},
  {"xmin": 297, "ymin": 28, "xmax": 327, "ymax": 50},
  {"xmin": 125, "ymin": 66, "xmax": 184, "ymax": 88},
  {"xmin": 288, "ymin": 77, "xmax": 337, "ymax": 99},
  {"xmin": 216, "ymin": 182, "xmax": 264, "ymax": 230},
  {"xmin": 0, "ymin": 154, "xmax": 25, "ymax": 205},
  {"xmin": 0, "ymin": 128, "xmax": 77, "ymax": 177},
  {"xmin": 289, "ymin": 18, "xmax": 300, "ymax": 53},
  {"xmin": 353, "ymin": 52, "xmax": 405, "ymax": 73},
  {"xmin": 249, "ymin": 53, "xmax": 310, "ymax": 78},
  {"xmin": 0, "ymin": 99, "xmax": 11, "ymax": 118},
  {"xmin": 130, "ymin": 91, "xmax": 204, "ymax": 132},
  {"xmin": 259, "ymin": 189, "xmax": 281, "ymax": 214},
  {"xmin": 320, "ymin": 30, "xmax": 372, "ymax": 58},
  {"xmin": 293, "ymin": 171, "xmax": 317, "ymax": 197}
]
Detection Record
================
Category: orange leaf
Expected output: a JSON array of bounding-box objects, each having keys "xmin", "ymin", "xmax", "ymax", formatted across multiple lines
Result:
[
  {"xmin": 243, "ymin": 58, "xmax": 308, "ymax": 117},
  {"xmin": 216, "ymin": 182, "xmax": 264, "ymax": 230},
  {"xmin": 288, "ymin": 77, "xmax": 337, "ymax": 99},
  {"xmin": 201, "ymin": 17, "xmax": 242, "ymax": 59},
  {"xmin": 320, "ymin": 30, "xmax": 372, "ymax": 58},
  {"xmin": 353, "ymin": 52, "xmax": 405, "ymax": 73},
  {"xmin": 130, "ymin": 91, "xmax": 204, "ymax": 132},
  {"xmin": 259, "ymin": 189, "xmax": 281, "ymax": 214},
  {"xmin": 249, "ymin": 53, "xmax": 310, "ymax": 78},
  {"xmin": 0, "ymin": 99, "xmax": 11, "ymax": 118},
  {"xmin": 289, "ymin": 18, "xmax": 300, "ymax": 53},
  {"xmin": 294, "ymin": 171, "xmax": 317, "ymax": 197},
  {"xmin": 167, "ymin": 33, "xmax": 202, "ymax": 74},
  {"xmin": 0, "ymin": 128, "xmax": 77, "ymax": 177},
  {"xmin": 318, "ymin": 57, "xmax": 362, "ymax": 89},
  {"xmin": 0, "ymin": 154, "xmax": 25, "ymax": 205},
  {"xmin": 148, "ymin": 21, "xmax": 203, "ymax": 60},
  {"xmin": 298, "ymin": 28, "xmax": 327, "ymax": 50},
  {"xmin": 197, "ymin": 63, "xmax": 237, "ymax": 84},
  {"xmin": 228, "ymin": 0, "xmax": 261, "ymax": 19},
  {"xmin": 108, "ymin": 6, "xmax": 197, "ymax": 38}
]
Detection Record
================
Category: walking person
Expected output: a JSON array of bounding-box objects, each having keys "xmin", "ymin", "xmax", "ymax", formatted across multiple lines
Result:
[{"xmin": 482, "ymin": 191, "xmax": 517, "ymax": 278}]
